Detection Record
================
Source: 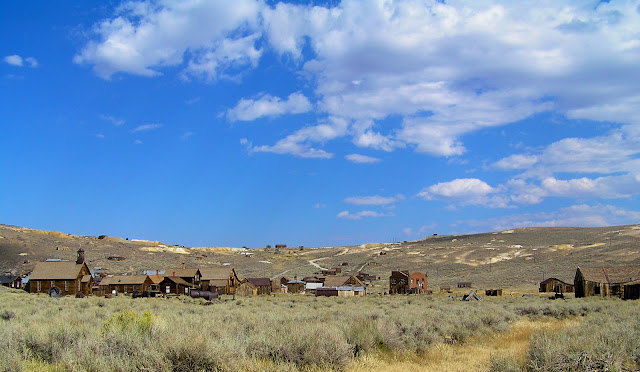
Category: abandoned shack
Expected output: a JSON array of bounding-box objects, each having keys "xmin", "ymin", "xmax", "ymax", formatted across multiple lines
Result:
[
  {"xmin": 29, "ymin": 248, "xmax": 93, "ymax": 296},
  {"xmin": 199, "ymin": 266, "xmax": 241, "ymax": 295},
  {"xmin": 539, "ymin": 277, "xmax": 574, "ymax": 293},
  {"xmin": 98, "ymin": 275, "xmax": 156, "ymax": 296},
  {"xmin": 0, "ymin": 274, "xmax": 22, "ymax": 289},
  {"xmin": 389, "ymin": 270, "xmax": 410, "ymax": 294},
  {"xmin": 485, "ymin": 289, "xmax": 503, "ymax": 296},
  {"xmin": 457, "ymin": 281, "xmax": 472, "ymax": 288},
  {"xmin": 286, "ymin": 279, "xmax": 305, "ymax": 293},
  {"xmin": 315, "ymin": 286, "xmax": 365, "ymax": 297},
  {"xmin": 623, "ymin": 280, "xmax": 640, "ymax": 300},
  {"xmin": 236, "ymin": 277, "xmax": 272, "ymax": 296},
  {"xmin": 575, "ymin": 266, "xmax": 640, "ymax": 299}
]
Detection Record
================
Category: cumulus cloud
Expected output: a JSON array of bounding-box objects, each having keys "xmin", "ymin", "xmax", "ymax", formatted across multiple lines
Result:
[
  {"xmin": 4, "ymin": 55, "xmax": 37, "ymax": 67},
  {"xmin": 73, "ymin": 0, "xmax": 264, "ymax": 80},
  {"xmin": 345, "ymin": 154, "xmax": 381, "ymax": 164},
  {"xmin": 344, "ymin": 195, "xmax": 404, "ymax": 206},
  {"xmin": 418, "ymin": 178, "xmax": 510, "ymax": 208},
  {"xmin": 226, "ymin": 92, "xmax": 312, "ymax": 122},
  {"xmin": 78, "ymin": 1, "xmax": 640, "ymax": 161},
  {"xmin": 131, "ymin": 123, "xmax": 162, "ymax": 132},
  {"xmin": 337, "ymin": 210, "xmax": 392, "ymax": 220}
]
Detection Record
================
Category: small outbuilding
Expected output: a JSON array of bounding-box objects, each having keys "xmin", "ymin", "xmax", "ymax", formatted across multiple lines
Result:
[
  {"xmin": 0, "ymin": 274, "xmax": 22, "ymax": 289},
  {"xmin": 539, "ymin": 278, "xmax": 574, "ymax": 293}
]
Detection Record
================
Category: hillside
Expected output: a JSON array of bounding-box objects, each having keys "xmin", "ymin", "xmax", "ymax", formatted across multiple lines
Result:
[{"xmin": 1, "ymin": 223, "xmax": 639, "ymax": 290}]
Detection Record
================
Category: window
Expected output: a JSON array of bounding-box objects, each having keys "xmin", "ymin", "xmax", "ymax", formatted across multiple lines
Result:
[
  {"xmin": 37, "ymin": 281, "xmax": 41, "ymax": 292},
  {"xmin": 65, "ymin": 281, "xmax": 69, "ymax": 292},
  {"xmin": 166, "ymin": 286, "xmax": 170, "ymax": 294},
  {"xmin": 51, "ymin": 280, "xmax": 54, "ymax": 288},
  {"xmin": 78, "ymin": 281, "xmax": 81, "ymax": 292}
]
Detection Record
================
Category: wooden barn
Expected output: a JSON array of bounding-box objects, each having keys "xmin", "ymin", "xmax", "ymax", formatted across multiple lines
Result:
[
  {"xmin": 98, "ymin": 275, "xmax": 156, "ymax": 296},
  {"xmin": 623, "ymin": 280, "xmax": 640, "ymax": 300},
  {"xmin": 457, "ymin": 281, "xmax": 472, "ymax": 288},
  {"xmin": 574, "ymin": 266, "xmax": 640, "ymax": 299},
  {"xmin": 159, "ymin": 276, "xmax": 192, "ymax": 295},
  {"xmin": 539, "ymin": 278, "xmax": 574, "ymax": 293},
  {"xmin": 199, "ymin": 267, "xmax": 241, "ymax": 295},
  {"xmin": 236, "ymin": 278, "xmax": 272, "ymax": 297},
  {"xmin": 286, "ymin": 279, "xmax": 305, "ymax": 293},
  {"xmin": 409, "ymin": 272, "xmax": 428, "ymax": 294},
  {"xmin": 389, "ymin": 270, "xmax": 410, "ymax": 294},
  {"xmin": 29, "ymin": 248, "xmax": 92, "ymax": 296},
  {"xmin": 0, "ymin": 274, "xmax": 22, "ymax": 289}
]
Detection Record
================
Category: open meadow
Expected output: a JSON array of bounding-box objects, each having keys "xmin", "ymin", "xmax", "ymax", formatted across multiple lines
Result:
[{"xmin": 1, "ymin": 287, "xmax": 639, "ymax": 372}]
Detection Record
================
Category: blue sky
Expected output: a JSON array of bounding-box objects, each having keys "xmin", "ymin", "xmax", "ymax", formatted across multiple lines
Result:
[{"xmin": 1, "ymin": 0, "xmax": 640, "ymax": 248}]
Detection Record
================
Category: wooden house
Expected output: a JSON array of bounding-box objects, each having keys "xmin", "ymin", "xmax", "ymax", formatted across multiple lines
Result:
[
  {"xmin": 0, "ymin": 274, "xmax": 22, "ymax": 289},
  {"xmin": 539, "ymin": 278, "xmax": 574, "ymax": 293},
  {"xmin": 457, "ymin": 281, "xmax": 472, "ymax": 288},
  {"xmin": 409, "ymin": 272, "xmax": 428, "ymax": 294},
  {"xmin": 574, "ymin": 266, "xmax": 640, "ymax": 298},
  {"xmin": 389, "ymin": 270, "xmax": 410, "ymax": 294},
  {"xmin": 98, "ymin": 275, "xmax": 155, "ymax": 296},
  {"xmin": 165, "ymin": 266, "xmax": 202, "ymax": 287},
  {"xmin": 199, "ymin": 267, "xmax": 241, "ymax": 295},
  {"xmin": 316, "ymin": 286, "xmax": 366, "ymax": 297},
  {"xmin": 29, "ymin": 249, "xmax": 92, "ymax": 296},
  {"xmin": 286, "ymin": 279, "xmax": 305, "ymax": 293},
  {"xmin": 236, "ymin": 278, "xmax": 271, "ymax": 296},
  {"xmin": 159, "ymin": 276, "xmax": 191, "ymax": 296}
]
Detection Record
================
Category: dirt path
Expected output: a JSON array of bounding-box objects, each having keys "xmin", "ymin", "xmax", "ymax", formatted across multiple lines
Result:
[
  {"xmin": 308, "ymin": 257, "xmax": 329, "ymax": 271},
  {"xmin": 348, "ymin": 318, "xmax": 577, "ymax": 372}
]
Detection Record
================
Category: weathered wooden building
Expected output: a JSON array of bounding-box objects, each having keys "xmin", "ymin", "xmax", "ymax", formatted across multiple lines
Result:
[
  {"xmin": 98, "ymin": 275, "xmax": 156, "ymax": 296},
  {"xmin": 457, "ymin": 282, "xmax": 472, "ymax": 288},
  {"xmin": 0, "ymin": 274, "xmax": 22, "ymax": 289},
  {"xmin": 574, "ymin": 266, "xmax": 640, "ymax": 299},
  {"xmin": 165, "ymin": 267, "xmax": 202, "ymax": 287},
  {"xmin": 539, "ymin": 278, "xmax": 574, "ymax": 293},
  {"xmin": 389, "ymin": 270, "xmax": 410, "ymax": 294},
  {"xmin": 159, "ymin": 276, "xmax": 192, "ymax": 295},
  {"xmin": 236, "ymin": 278, "xmax": 272, "ymax": 296},
  {"xmin": 286, "ymin": 279, "xmax": 306, "ymax": 293},
  {"xmin": 199, "ymin": 267, "xmax": 241, "ymax": 295},
  {"xmin": 623, "ymin": 280, "xmax": 640, "ymax": 300},
  {"xmin": 323, "ymin": 275, "xmax": 365, "ymax": 289},
  {"xmin": 29, "ymin": 249, "xmax": 92, "ymax": 296}
]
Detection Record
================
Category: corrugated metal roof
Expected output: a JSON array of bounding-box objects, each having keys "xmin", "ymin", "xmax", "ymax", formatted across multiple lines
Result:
[{"xmin": 30, "ymin": 262, "xmax": 86, "ymax": 280}]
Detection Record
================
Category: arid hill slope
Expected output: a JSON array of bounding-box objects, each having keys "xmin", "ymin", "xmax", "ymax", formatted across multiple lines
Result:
[{"xmin": 1, "ymin": 223, "xmax": 639, "ymax": 290}]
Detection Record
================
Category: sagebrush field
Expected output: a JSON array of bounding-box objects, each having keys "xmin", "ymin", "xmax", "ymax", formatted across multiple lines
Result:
[{"xmin": 1, "ymin": 287, "xmax": 638, "ymax": 372}]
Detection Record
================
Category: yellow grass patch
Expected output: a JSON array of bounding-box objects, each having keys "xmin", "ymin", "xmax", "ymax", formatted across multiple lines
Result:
[{"xmin": 347, "ymin": 319, "xmax": 577, "ymax": 372}]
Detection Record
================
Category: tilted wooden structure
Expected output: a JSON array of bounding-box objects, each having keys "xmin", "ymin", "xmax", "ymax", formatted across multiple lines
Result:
[{"xmin": 574, "ymin": 266, "xmax": 640, "ymax": 299}]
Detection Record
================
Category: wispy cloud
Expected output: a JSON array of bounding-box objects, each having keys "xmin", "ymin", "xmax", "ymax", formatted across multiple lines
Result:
[
  {"xmin": 181, "ymin": 131, "xmax": 194, "ymax": 140},
  {"xmin": 337, "ymin": 210, "xmax": 393, "ymax": 220},
  {"xmin": 345, "ymin": 154, "xmax": 381, "ymax": 164},
  {"xmin": 99, "ymin": 114, "xmax": 125, "ymax": 126},
  {"xmin": 131, "ymin": 123, "xmax": 162, "ymax": 133},
  {"xmin": 344, "ymin": 195, "xmax": 404, "ymax": 206}
]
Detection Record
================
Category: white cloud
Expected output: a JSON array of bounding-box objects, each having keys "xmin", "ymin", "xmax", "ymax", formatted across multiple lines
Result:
[
  {"xmin": 99, "ymin": 114, "xmax": 125, "ymax": 126},
  {"xmin": 73, "ymin": 0, "xmax": 264, "ymax": 80},
  {"xmin": 24, "ymin": 57, "xmax": 38, "ymax": 68},
  {"xmin": 96, "ymin": 134, "xmax": 105, "ymax": 139},
  {"xmin": 402, "ymin": 224, "xmax": 437, "ymax": 237},
  {"xmin": 4, "ymin": 55, "xmax": 37, "ymax": 67},
  {"xmin": 181, "ymin": 131, "xmax": 194, "ymax": 140},
  {"xmin": 494, "ymin": 154, "xmax": 539, "ymax": 170},
  {"xmin": 418, "ymin": 178, "xmax": 510, "ymax": 208},
  {"xmin": 134, "ymin": 139, "xmax": 143, "ymax": 145},
  {"xmin": 131, "ymin": 123, "xmax": 162, "ymax": 132},
  {"xmin": 226, "ymin": 92, "xmax": 312, "ymax": 122},
  {"xmin": 313, "ymin": 203, "xmax": 326, "ymax": 209},
  {"xmin": 4, "ymin": 55, "xmax": 22, "ymax": 66},
  {"xmin": 337, "ymin": 210, "xmax": 392, "ymax": 220},
  {"xmin": 344, "ymin": 195, "xmax": 404, "ymax": 206},
  {"xmin": 345, "ymin": 154, "xmax": 381, "ymax": 164},
  {"xmin": 249, "ymin": 116, "xmax": 347, "ymax": 158}
]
